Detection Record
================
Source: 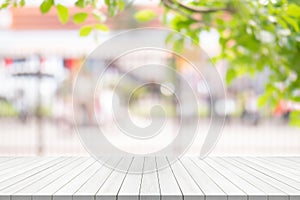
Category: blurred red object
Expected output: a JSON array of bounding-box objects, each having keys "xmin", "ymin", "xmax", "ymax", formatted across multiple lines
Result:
[
  {"xmin": 4, "ymin": 58, "xmax": 13, "ymax": 67},
  {"xmin": 64, "ymin": 58, "xmax": 76, "ymax": 70},
  {"xmin": 274, "ymin": 100, "xmax": 292, "ymax": 116}
]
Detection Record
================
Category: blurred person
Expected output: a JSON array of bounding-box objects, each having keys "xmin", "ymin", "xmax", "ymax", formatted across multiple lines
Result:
[
  {"xmin": 241, "ymin": 90, "xmax": 260, "ymax": 125},
  {"xmin": 224, "ymin": 90, "xmax": 236, "ymax": 124},
  {"xmin": 14, "ymin": 89, "xmax": 28, "ymax": 123},
  {"xmin": 97, "ymin": 86, "xmax": 118, "ymax": 126},
  {"xmin": 74, "ymin": 68, "xmax": 94, "ymax": 126},
  {"xmin": 52, "ymin": 91, "xmax": 73, "ymax": 132}
]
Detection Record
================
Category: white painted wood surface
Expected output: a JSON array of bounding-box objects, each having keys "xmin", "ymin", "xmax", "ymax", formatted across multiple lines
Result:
[{"xmin": 0, "ymin": 157, "xmax": 299, "ymax": 200}]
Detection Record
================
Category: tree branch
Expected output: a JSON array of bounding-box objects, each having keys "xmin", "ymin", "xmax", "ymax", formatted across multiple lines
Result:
[
  {"xmin": 162, "ymin": 0, "xmax": 233, "ymax": 21},
  {"xmin": 169, "ymin": 0, "xmax": 230, "ymax": 13},
  {"xmin": 161, "ymin": 0, "xmax": 204, "ymax": 22}
]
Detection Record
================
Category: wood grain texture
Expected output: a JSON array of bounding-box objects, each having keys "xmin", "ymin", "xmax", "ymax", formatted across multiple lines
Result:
[{"xmin": 0, "ymin": 157, "xmax": 299, "ymax": 200}]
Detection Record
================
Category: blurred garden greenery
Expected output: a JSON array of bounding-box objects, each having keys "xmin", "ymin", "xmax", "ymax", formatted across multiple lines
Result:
[{"xmin": 1, "ymin": 0, "xmax": 300, "ymax": 125}]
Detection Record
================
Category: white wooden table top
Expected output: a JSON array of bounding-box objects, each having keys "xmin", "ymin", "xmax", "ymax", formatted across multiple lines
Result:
[{"xmin": 0, "ymin": 157, "xmax": 299, "ymax": 200}]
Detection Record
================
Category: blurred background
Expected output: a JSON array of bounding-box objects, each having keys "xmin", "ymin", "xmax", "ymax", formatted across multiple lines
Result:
[{"xmin": 0, "ymin": 0, "xmax": 299, "ymax": 156}]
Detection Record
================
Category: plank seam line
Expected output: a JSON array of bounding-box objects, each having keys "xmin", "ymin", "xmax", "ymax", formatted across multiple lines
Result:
[
  {"xmin": 51, "ymin": 159, "xmax": 97, "ymax": 198},
  {"xmin": 11, "ymin": 157, "xmax": 82, "ymax": 196},
  {"xmin": 0, "ymin": 157, "xmax": 66, "ymax": 191},
  {"xmin": 94, "ymin": 157, "xmax": 123, "ymax": 200},
  {"xmin": 178, "ymin": 158, "xmax": 206, "ymax": 200},
  {"xmin": 70, "ymin": 157, "xmax": 109, "ymax": 200},
  {"xmin": 116, "ymin": 157, "xmax": 134, "ymax": 199},
  {"xmin": 189, "ymin": 157, "xmax": 228, "ymax": 200},
  {"xmin": 155, "ymin": 157, "xmax": 162, "ymax": 200},
  {"xmin": 236, "ymin": 158, "xmax": 300, "ymax": 194},
  {"xmin": 166, "ymin": 157, "xmax": 184, "ymax": 200},
  {"xmin": 226, "ymin": 158, "xmax": 289, "ymax": 196},
  {"xmin": 216, "ymin": 157, "xmax": 267, "ymax": 197},
  {"xmin": 137, "ymin": 157, "xmax": 145, "ymax": 200},
  {"xmin": 203, "ymin": 158, "xmax": 249, "ymax": 200}
]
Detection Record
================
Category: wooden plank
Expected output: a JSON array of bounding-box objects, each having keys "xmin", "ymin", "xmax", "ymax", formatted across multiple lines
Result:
[
  {"xmin": 73, "ymin": 157, "xmax": 121, "ymax": 200},
  {"xmin": 0, "ymin": 158, "xmax": 75, "ymax": 200},
  {"xmin": 33, "ymin": 158, "xmax": 96, "ymax": 200},
  {"xmin": 117, "ymin": 157, "xmax": 144, "ymax": 200},
  {"xmin": 241, "ymin": 157, "xmax": 300, "ymax": 189},
  {"xmin": 0, "ymin": 157, "xmax": 16, "ymax": 163},
  {"xmin": 284, "ymin": 157, "xmax": 300, "ymax": 163},
  {"xmin": 0, "ymin": 157, "xmax": 299, "ymax": 200},
  {"xmin": 232, "ymin": 158, "xmax": 300, "ymax": 193},
  {"xmin": 205, "ymin": 158, "xmax": 267, "ymax": 200},
  {"xmin": 0, "ymin": 158, "xmax": 56, "ymax": 181},
  {"xmin": 191, "ymin": 157, "xmax": 246, "ymax": 200},
  {"xmin": 270, "ymin": 157, "xmax": 300, "ymax": 169},
  {"xmin": 0, "ymin": 157, "xmax": 65, "ymax": 190},
  {"xmin": 220, "ymin": 158, "xmax": 288, "ymax": 200},
  {"xmin": 236, "ymin": 158, "xmax": 300, "ymax": 200},
  {"xmin": 53, "ymin": 159, "xmax": 103, "ymax": 200},
  {"xmin": 180, "ymin": 157, "xmax": 226, "ymax": 200},
  {"xmin": 11, "ymin": 158, "xmax": 85, "ymax": 200},
  {"xmin": 253, "ymin": 157, "xmax": 300, "ymax": 188},
  {"xmin": 0, "ymin": 158, "xmax": 19, "ymax": 168},
  {"xmin": 0, "ymin": 158, "xmax": 43, "ymax": 177},
  {"xmin": 96, "ymin": 157, "xmax": 133, "ymax": 200},
  {"xmin": 255, "ymin": 158, "xmax": 300, "ymax": 177},
  {"xmin": 0, "ymin": 158, "xmax": 35, "ymax": 172},
  {"xmin": 139, "ymin": 157, "xmax": 160, "ymax": 200},
  {"xmin": 156, "ymin": 157, "xmax": 182, "ymax": 200},
  {"xmin": 168, "ymin": 157, "xmax": 204, "ymax": 200}
]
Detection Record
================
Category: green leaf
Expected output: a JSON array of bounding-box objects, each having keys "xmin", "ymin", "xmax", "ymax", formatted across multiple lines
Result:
[
  {"xmin": 277, "ymin": 17, "xmax": 288, "ymax": 28},
  {"xmin": 108, "ymin": 5, "xmax": 117, "ymax": 17},
  {"xmin": 290, "ymin": 111, "xmax": 300, "ymax": 127},
  {"xmin": 287, "ymin": 4, "xmax": 300, "ymax": 18},
  {"xmin": 0, "ymin": 3, "xmax": 10, "ymax": 9},
  {"xmin": 93, "ymin": 10, "xmax": 106, "ymax": 22},
  {"xmin": 73, "ymin": 12, "xmax": 88, "ymax": 24},
  {"xmin": 226, "ymin": 67, "xmax": 236, "ymax": 85},
  {"xmin": 75, "ymin": 0, "xmax": 86, "ymax": 8},
  {"xmin": 134, "ymin": 9, "xmax": 157, "ymax": 23},
  {"xmin": 117, "ymin": 0, "xmax": 125, "ymax": 10},
  {"xmin": 40, "ymin": 0, "xmax": 53, "ymax": 13},
  {"xmin": 94, "ymin": 24, "xmax": 109, "ymax": 32},
  {"xmin": 79, "ymin": 25, "xmax": 93, "ymax": 36},
  {"xmin": 165, "ymin": 33, "xmax": 174, "ymax": 44},
  {"xmin": 104, "ymin": 0, "xmax": 110, "ymax": 6},
  {"xmin": 56, "ymin": 4, "xmax": 69, "ymax": 24},
  {"xmin": 283, "ymin": 15, "xmax": 299, "ymax": 32},
  {"xmin": 0, "ymin": 0, "xmax": 10, "ymax": 9},
  {"xmin": 20, "ymin": 0, "xmax": 25, "ymax": 7},
  {"xmin": 173, "ymin": 38, "xmax": 184, "ymax": 53},
  {"xmin": 258, "ymin": 93, "xmax": 271, "ymax": 107}
]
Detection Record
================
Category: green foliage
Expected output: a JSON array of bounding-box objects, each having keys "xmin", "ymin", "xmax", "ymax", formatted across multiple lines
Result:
[
  {"xmin": 92, "ymin": 10, "xmax": 106, "ymax": 22},
  {"xmin": 94, "ymin": 24, "xmax": 109, "ymax": 32},
  {"xmin": 0, "ymin": 100, "xmax": 17, "ymax": 117},
  {"xmin": 79, "ymin": 24, "xmax": 109, "ymax": 37},
  {"xmin": 1, "ymin": 0, "xmax": 300, "ymax": 125},
  {"xmin": 287, "ymin": 4, "xmax": 300, "ymax": 17},
  {"xmin": 104, "ymin": 0, "xmax": 127, "ymax": 16},
  {"xmin": 20, "ymin": 0, "xmax": 25, "ymax": 7},
  {"xmin": 79, "ymin": 25, "xmax": 93, "ymax": 36},
  {"xmin": 290, "ymin": 111, "xmax": 300, "ymax": 126},
  {"xmin": 225, "ymin": 67, "xmax": 236, "ymax": 85},
  {"xmin": 134, "ymin": 9, "xmax": 157, "ymax": 23},
  {"xmin": 40, "ymin": 0, "xmax": 53, "ymax": 13},
  {"xmin": 75, "ymin": 0, "xmax": 87, "ymax": 8},
  {"xmin": 56, "ymin": 4, "xmax": 69, "ymax": 24},
  {"xmin": 73, "ymin": 12, "xmax": 88, "ymax": 24},
  {"xmin": 160, "ymin": 0, "xmax": 300, "ymax": 125}
]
